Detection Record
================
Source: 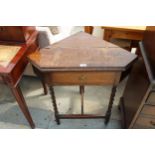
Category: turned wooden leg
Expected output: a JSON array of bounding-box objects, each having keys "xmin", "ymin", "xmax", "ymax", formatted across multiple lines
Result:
[
  {"xmin": 49, "ymin": 86, "xmax": 60, "ymax": 125},
  {"xmin": 79, "ymin": 85, "xmax": 85, "ymax": 115},
  {"xmin": 41, "ymin": 79, "xmax": 48, "ymax": 95},
  {"xmin": 79, "ymin": 85, "xmax": 85, "ymax": 94},
  {"xmin": 105, "ymin": 85, "xmax": 117, "ymax": 124},
  {"xmin": 10, "ymin": 84, "xmax": 35, "ymax": 128}
]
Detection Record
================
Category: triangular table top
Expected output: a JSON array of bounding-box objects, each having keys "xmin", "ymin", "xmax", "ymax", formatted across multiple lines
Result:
[{"xmin": 28, "ymin": 32, "xmax": 137, "ymax": 71}]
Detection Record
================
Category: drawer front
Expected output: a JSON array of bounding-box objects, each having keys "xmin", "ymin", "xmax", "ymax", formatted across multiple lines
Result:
[
  {"xmin": 146, "ymin": 92, "xmax": 155, "ymax": 105},
  {"xmin": 45, "ymin": 71, "xmax": 118, "ymax": 85},
  {"xmin": 0, "ymin": 26, "xmax": 25, "ymax": 42},
  {"xmin": 133, "ymin": 115, "xmax": 155, "ymax": 129},
  {"xmin": 112, "ymin": 30, "xmax": 144, "ymax": 40},
  {"xmin": 133, "ymin": 105, "xmax": 155, "ymax": 129},
  {"xmin": 141, "ymin": 105, "xmax": 155, "ymax": 116},
  {"xmin": 0, "ymin": 26, "xmax": 9, "ymax": 41}
]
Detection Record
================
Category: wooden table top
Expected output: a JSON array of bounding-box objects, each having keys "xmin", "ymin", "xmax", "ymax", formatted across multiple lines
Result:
[
  {"xmin": 102, "ymin": 26, "xmax": 146, "ymax": 32},
  {"xmin": 28, "ymin": 32, "xmax": 137, "ymax": 71}
]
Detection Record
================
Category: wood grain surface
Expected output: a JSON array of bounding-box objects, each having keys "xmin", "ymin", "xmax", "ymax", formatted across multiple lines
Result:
[
  {"xmin": 0, "ymin": 45, "xmax": 21, "ymax": 67},
  {"xmin": 102, "ymin": 26, "xmax": 146, "ymax": 32},
  {"xmin": 29, "ymin": 32, "xmax": 137, "ymax": 71}
]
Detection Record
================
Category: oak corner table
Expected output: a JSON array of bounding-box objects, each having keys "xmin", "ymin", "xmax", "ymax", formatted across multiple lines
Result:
[{"xmin": 28, "ymin": 32, "xmax": 137, "ymax": 125}]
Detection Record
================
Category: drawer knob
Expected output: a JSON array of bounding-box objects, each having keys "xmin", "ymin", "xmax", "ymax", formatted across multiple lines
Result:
[
  {"xmin": 78, "ymin": 75, "xmax": 87, "ymax": 82},
  {"xmin": 150, "ymin": 121, "xmax": 155, "ymax": 126}
]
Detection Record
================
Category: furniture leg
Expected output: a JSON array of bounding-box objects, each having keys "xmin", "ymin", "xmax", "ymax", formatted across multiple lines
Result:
[
  {"xmin": 10, "ymin": 84, "xmax": 35, "ymax": 128},
  {"xmin": 84, "ymin": 26, "xmax": 94, "ymax": 34},
  {"xmin": 118, "ymin": 97, "xmax": 126, "ymax": 128},
  {"xmin": 105, "ymin": 85, "xmax": 117, "ymax": 124},
  {"xmin": 49, "ymin": 86, "xmax": 60, "ymax": 125},
  {"xmin": 103, "ymin": 29, "xmax": 112, "ymax": 41},
  {"xmin": 41, "ymin": 79, "xmax": 48, "ymax": 95},
  {"xmin": 130, "ymin": 40, "xmax": 142, "ymax": 56},
  {"xmin": 80, "ymin": 86, "xmax": 85, "ymax": 115},
  {"xmin": 79, "ymin": 85, "xmax": 85, "ymax": 94}
]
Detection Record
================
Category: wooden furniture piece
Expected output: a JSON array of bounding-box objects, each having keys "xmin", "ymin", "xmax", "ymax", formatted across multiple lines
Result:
[
  {"xmin": 85, "ymin": 26, "xmax": 145, "ymax": 52},
  {"xmin": 119, "ymin": 26, "xmax": 155, "ymax": 128},
  {"xmin": 84, "ymin": 26, "xmax": 146, "ymax": 41},
  {"xmin": 102, "ymin": 26, "xmax": 146, "ymax": 41},
  {"xmin": 28, "ymin": 32, "xmax": 137, "ymax": 125},
  {"xmin": 0, "ymin": 26, "xmax": 38, "ymax": 128},
  {"xmin": 84, "ymin": 26, "xmax": 94, "ymax": 34},
  {"xmin": 102, "ymin": 26, "xmax": 147, "ymax": 55}
]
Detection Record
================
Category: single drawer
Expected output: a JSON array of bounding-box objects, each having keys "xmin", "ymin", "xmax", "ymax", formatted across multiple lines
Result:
[
  {"xmin": 0, "ymin": 26, "xmax": 25, "ymax": 42},
  {"xmin": 146, "ymin": 92, "xmax": 155, "ymax": 105},
  {"xmin": 133, "ymin": 105, "xmax": 155, "ymax": 129},
  {"xmin": 133, "ymin": 115, "xmax": 155, "ymax": 129},
  {"xmin": 112, "ymin": 30, "xmax": 144, "ymax": 40},
  {"xmin": 141, "ymin": 105, "xmax": 155, "ymax": 116},
  {"xmin": 45, "ymin": 71, "xmax": 118, "ymax": 85},
  {"xmin": 0, "ymin": 27, "xmax": 9, "ymax": 41}
]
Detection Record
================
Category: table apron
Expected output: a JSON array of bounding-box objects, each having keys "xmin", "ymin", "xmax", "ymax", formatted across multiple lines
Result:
[
  {"xmin": 104, "ymin": 29, "xmax": 144, "ymax": 41},
  {"xmin": 43, "ymin": 71, "xmax": 121, "ymax": 86}
]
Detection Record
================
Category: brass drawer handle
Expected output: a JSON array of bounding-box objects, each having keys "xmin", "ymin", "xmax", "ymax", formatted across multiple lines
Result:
[
  {"xmin": 78, "ymin": 75, "xmax": 87, "ymax": 82},
  {"xmin": 150, "ymin": 121, "xmax": 155, "ymax": 126}
]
